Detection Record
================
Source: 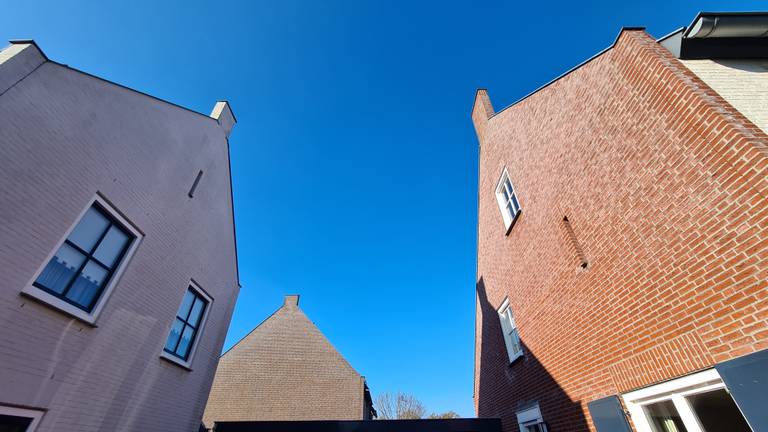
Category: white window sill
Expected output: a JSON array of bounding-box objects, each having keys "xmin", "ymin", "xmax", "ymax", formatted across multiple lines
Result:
[
  {"xmin": 20, "ymin": 287, "xmax": 99, "ymax": 326},
  {"xmin": 160, "ymin": 350, "xmax": 193, "ymax": 371},
  {"xmin": 504, "ymin": 210, "xmax": 522, "ymax": 236}
]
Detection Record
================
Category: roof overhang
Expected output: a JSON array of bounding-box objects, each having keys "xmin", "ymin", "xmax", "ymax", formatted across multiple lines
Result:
[{"xmin": 659, "ymin": 12, "xmax": 768, "ymax": 59}]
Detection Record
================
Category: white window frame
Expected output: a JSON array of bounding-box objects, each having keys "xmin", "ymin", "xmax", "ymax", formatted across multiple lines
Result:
[
  {"xmin": 517, "ymin": 403, "xmax": 548, "ymax": 432},
  {"xmin": 495, "ymin": 168, "xmax": 522, "ymax": 232},
  {"xmin": 622, "ymin": 369, "xmax": 741, "ymax": 432},
  {"xmin": 21, "ymin": 193, "xmax": 143, "ymax": 325},
  {"xmin": 159, "ymin": 279, "xmax": 213, "ymax": 370},
  {"xmin": 0, "ymin": 405, "xmax": 44, "ymax": 431},
  {"xmin": 498, "ymin": 298, "xmax": 523, "ymax": 363}
]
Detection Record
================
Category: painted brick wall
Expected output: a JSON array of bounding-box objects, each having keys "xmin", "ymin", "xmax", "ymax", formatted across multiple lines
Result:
[
  {"xmin": 203, "ymin": 296, "xmax": 366, "ymax": 428},
  {"xmin": 0, "ymin": 44, "xmax": 240, "ymax": 431},
  {"xmin": 473, "ymin": 30, "xmax": 768, "ymax": 432}
]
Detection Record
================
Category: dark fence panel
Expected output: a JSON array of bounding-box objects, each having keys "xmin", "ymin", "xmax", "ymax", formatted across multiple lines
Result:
[{"xmin": 213, "ymin": 418, "xmax": 502, "ymax": 432}]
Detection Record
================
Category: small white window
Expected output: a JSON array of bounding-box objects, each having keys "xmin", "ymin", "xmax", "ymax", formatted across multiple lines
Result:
[
  {"xmin": 517, "ymin": 403, "xmax": 547, "ymax": 432},
  {"xmin": 498, "ymin": 298, "xmax": 523, "ymax": 363},
  {"xmin": 0, "ymin": 405, "xmax": 44, "ymax": 431},
  {"xmin": 495, "ymin": 168, "xmax": 521, "ymax": 231},
  {"xmin": 622, "ymin": 369, "xmax": 751, "ymax": 432}
]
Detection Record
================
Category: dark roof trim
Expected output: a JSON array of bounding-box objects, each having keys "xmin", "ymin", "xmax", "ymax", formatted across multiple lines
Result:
[
  {"xmin": 224, "ymin": 137, "xmax": 242, "ymax": 290},
  {"xmin": 488, "ymin": 27, "xmax": 646, "ymax": 120},
  {"xmin": 657, "ymin": 27, "xmax": 686, "ymax": 43}
]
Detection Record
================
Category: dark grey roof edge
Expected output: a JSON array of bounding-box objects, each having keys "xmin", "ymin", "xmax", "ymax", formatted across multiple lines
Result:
[
  {"xmin": 657, "ymin": 27, "xmax": 687, "ymax": 43},
  {"xmin": 683, "ymin": 10, "xmax": 768, "ymax": 38},
  {"xmin": 482, "ymin": 27, "xmax": 646, "ymax": 120}
]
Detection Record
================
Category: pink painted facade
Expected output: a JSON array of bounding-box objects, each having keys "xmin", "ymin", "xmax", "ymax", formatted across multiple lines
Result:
[{"xmin": 0, "ymin": 41, "xmax": 240, "ymax": 431}]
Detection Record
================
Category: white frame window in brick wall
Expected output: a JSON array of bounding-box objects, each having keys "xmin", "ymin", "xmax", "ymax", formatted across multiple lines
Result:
[
  {"xmin": 622, "ymin": 369, "xmax": 752, "ymax": 432},
  {"xmin": 495, "ymin": 168, "xmax": 521, "ymax": 233},
  {"xmin": 22, "ymin": 194, "xmax": 142, "ymax": 325},
  {"xmin": 161, "ymin": 281, "xmax": 212, "ymax": 370},
  {"xmin": 0, "ymin": 405, "xmax": 45, "ymax": 431},
  {"xmin": 498, "ymin": 298, "xmax": 523, "ymax": 363},
  {"xmin": 516, "ymin": 403, "xmax": 548, "ymax": 432}
]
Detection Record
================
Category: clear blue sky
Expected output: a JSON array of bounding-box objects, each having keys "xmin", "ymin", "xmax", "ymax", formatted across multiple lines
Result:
[{"xmin": 2, "ymin": 0, "xmax": 764, "ymax": 417}]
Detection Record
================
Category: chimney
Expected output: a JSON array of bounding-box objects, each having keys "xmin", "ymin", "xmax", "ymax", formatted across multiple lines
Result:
[
  {"xmin": 210, "ymin": 101, "xmax": 236, "ymax": 138},
  {"xmin": 1, "ymin": 40, "xmax": 47, "ymax": 95},
  {"xmin": 284, "ymin": 294, "xmax": 300, "ymax": 307},
  {"xmin": 471, "ymin": 89, "xmax": 494, "ymax": 144}
]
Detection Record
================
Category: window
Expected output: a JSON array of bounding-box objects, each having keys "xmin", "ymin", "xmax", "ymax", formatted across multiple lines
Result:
[
  {"xmin": 0, "ymin": 405, "xmax": 44, "ymax": 431},
  {"xmin": 23, "ymin": 196, "xmax": 141, "ymax": 323},
  {"xmin": 162, "ymin": 283, "xmax": 211, "ymax": 367},
  {"xmin": 622, "ymin": 369, "xmax": 751, "ymax": 432},
  {"xmin": 495, "ymin": 168, "xmax": 521, "ymax": 232},
  {"xmin": 517, "ymin": 404, "xmax": 547, "ymax": 432},
  {"xmin": 498, "ymin": 298, "xmax": 523, "ymax": 363}
]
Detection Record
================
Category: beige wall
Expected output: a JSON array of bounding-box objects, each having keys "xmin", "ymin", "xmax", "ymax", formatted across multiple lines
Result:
[
  {"xmin": 681, "ymin": 58, "xmax": 768, "ymax": 133},
  {"xmin": 203, "ymin": 296, "xmax": 366, "ymax": 428}
]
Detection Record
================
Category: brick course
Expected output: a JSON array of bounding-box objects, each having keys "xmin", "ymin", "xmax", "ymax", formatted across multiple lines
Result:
[{"xmin": 473, "ymin": 29, "xmax": 768, "ymax": 432}]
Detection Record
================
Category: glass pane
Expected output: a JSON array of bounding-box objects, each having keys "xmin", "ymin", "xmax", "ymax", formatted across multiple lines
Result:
[
  {"xmin": 65, "ymin": 261, "xmax": 108, "ymax": 309},
  {"xmin": 93, "ymin": 226, "xmax": 130, "ymax": 268},
  {"xmin": 511, "ymin": 194, "xmax": 521, "ymax": 213},
  {"xmin": 187, "ymin": 297, "xmax": 206, "ymax": 328},
  {"xmin": 511, "ymin": 330, "xmax": 522, "ymax": 354},
  {"xmin": 68, "ymin": 207, "xmax": 110, "ymax": 252},
  {"xmin": 505, "ymin": 179, "xmax": 514, "ymax": 195},
  {"xmin": 0, "ymin": 414, "xmax": 33, "ymax": 431},
  {"xmin": 506, "ymin": 202, "xmax": 516, "ymax": 218},
  {"xmin": 501, "ymin": 187, "xmax": 510, "ymax": 201},
  {"xmin": 506, "ymin": 309, "xmax": 515, "ymax": 327},
  {"xmin": 177, "ymin": 290, "xmax": 195, "ymax": 319},
  {"xmin": 164, "ymin": 319, "xmax": 184, "ymax": 352},
  {"xmin": 176, "ymin": 325, "xmax": 196, "ymax": 359},
  {"xmin": 644, "ymin": 400, "xmax": 688, "ymax": 432},
  {"xmin": 35, "ymin": 243, "xmax": 86, "ymax": 294},
  {"xmin": 687, "ymin": 389, "xmax": 751, "ymax": 432}
]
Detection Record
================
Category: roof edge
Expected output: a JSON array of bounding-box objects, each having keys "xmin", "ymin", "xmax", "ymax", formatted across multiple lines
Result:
[
  {"xmin": 488, "ymin": 27, "xmax": 646, "ymax": 120},
  {"xmin": 8, "ymin": 39, "xmax": 48, "ymax": 61}
]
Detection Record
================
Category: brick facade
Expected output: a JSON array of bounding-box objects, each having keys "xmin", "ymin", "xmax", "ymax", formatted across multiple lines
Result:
[
  {"xmin": 0, "ymin": 41, "xmax": 240, "ymax": 431},
  {"xmin": 203, "ymin": 295, "xmax": 371, "ymax": 429},
  {"xmin": 473, "ymin": 29, "xmax": 767, "ymax": 432}
]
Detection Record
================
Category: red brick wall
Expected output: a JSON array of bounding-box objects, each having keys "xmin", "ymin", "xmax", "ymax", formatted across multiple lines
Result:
[{"xmin": 473, "ymin": 30, "xmax": 768, "ymax": 432}]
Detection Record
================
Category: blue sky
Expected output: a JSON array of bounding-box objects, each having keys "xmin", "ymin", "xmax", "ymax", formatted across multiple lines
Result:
[{"xmin": 2, "ymin": 0, "xmax": 764, "ymax": 417}]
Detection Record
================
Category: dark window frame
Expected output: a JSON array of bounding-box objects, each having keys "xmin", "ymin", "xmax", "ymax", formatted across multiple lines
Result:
[
  {"xmin": 164, "ymin": 287, "xmax": 209, "ymax": 361},
  {"xmin": 32, "ymin": 202, "xmax": 135, "ymax": 313}
]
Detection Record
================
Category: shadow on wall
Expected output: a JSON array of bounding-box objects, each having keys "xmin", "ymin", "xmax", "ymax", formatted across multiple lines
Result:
[{"xmin": 476, "ymin": 277, "xmax": 590, "ymax": 432}]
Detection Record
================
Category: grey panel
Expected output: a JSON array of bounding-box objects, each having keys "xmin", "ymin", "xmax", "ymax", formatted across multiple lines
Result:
[
  {"xmin": 587, "ymin": 396, "xmax": 632, "ymax": 432},
  {"xmin": 716, "ymin": 349, "xmax": 768, "ymax": 432}
]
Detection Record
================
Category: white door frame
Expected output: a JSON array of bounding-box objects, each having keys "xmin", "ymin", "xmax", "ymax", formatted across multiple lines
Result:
[{"xmin": 621, "ymin": 369, "xmax": 731, "ymax": 432}]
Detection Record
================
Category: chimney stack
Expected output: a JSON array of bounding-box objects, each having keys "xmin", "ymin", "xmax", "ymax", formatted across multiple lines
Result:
[
  {"xmin": 284, "ymin": 294, "xmax": 300, "ymax": 307},
  {"xmin": 210, "ymin": 101, "xmax": 236, "ymax": 138}
]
